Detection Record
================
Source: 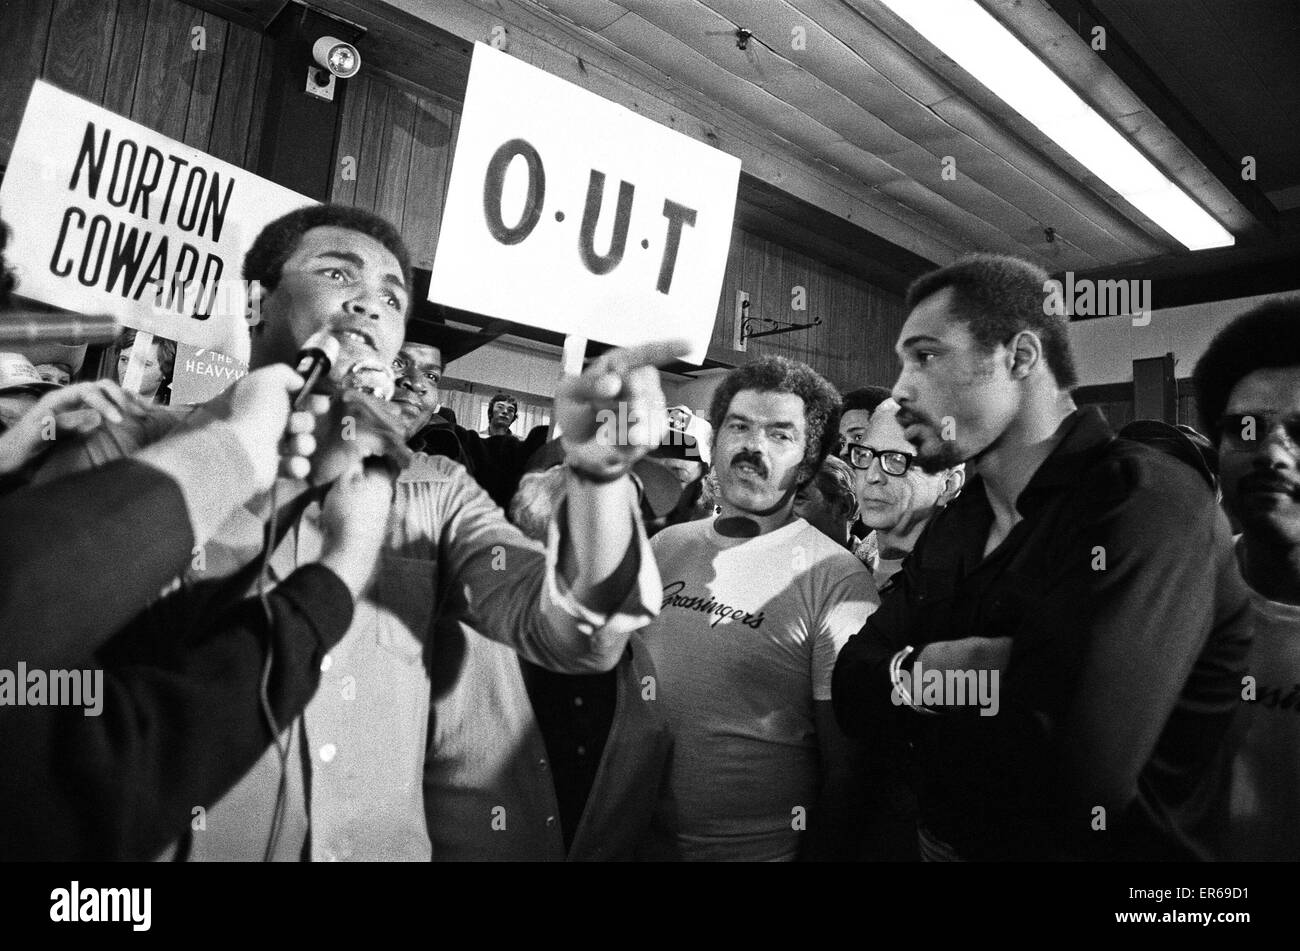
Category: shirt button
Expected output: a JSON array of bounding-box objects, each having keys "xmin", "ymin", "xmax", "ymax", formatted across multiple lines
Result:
[
  {"xmin": 320, "ymin": 654, "xmax": 333, "ymax": 672},
  {"xmin": 546, "ymin": 816, "xmax": 556, "ymax": 829},
  {"xmin": 319, "ymin": 743, "xmax": 337, "ymax": 763},
  {"xmin": 573, "ymin": 696, "xmax": 584, "ymax": 707}
]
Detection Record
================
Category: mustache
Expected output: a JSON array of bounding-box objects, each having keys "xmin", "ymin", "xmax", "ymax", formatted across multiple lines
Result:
[
  {"xmin": 1240, "ymin": 473, "xmax": 1300, "ymax": 497},
  {"xmin": 894, "ymin": 406, "xmax": 932, "ymax": 430},
  {"xmin": 729, "ymin": 450, "xmax": 768, "ymax": 478}
]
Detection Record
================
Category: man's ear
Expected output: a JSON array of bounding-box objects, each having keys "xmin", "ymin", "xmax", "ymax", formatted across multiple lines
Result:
[
  {"xmin": 1009, "ymin": 330, "xmax": 1044, "ymax": 380},
  {"xmin": 245, "ymin": 279, "xmax": 269, "ymax": 330},
  {"xmin": 938, "ymin": 464, "xmax": 965, "ymax": 506}
]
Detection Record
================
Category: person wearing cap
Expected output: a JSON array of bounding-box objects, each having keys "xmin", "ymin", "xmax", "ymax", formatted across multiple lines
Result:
[
  {"xmin": 0, "ymin": 352, "xmax": 147, "ymax": 488},
  {"xmin": 1193, "ymin": 297, "xmax": 1300, "ymax": 861},
  {"xmin": 643, "ymin": 408, "xmax": 714, "ymax": 534},
  {"xmin": 21, "ymin": 341, "xmax": 88, "ymax": 387},
  {"xmin": 635, "ymin": 356, "xmax": 879, "ymax": 861}
]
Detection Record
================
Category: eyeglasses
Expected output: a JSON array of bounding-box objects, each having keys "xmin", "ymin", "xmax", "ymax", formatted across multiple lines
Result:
[
  {"xmin": 1217, "ymin": 412, "xmax": 1300, "ymax": 452},
  {"xmin": 840, "ymin": 442, "xmax": 916, "ymax": 476}
]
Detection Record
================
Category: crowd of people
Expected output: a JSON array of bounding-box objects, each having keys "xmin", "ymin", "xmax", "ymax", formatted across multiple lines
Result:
[{"xmin": 0, "ymin": 203, "xmax": 1296, "ymax": 861}]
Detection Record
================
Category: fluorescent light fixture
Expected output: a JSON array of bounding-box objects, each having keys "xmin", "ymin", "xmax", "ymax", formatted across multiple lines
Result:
[{"xmin": 876, "ymin": 0, "xmax": 1234, "ymax": 250}]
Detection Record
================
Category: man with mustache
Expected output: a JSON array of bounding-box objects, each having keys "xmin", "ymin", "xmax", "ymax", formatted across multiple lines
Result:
[
  {"xmin": 833, "ymin": 253, "xmax": 1252, "ymax": 860},
  {"xmin": 636, "ymin": 356, "xmax": 879, "ymax": 861},
  {"xmin": 1193, "ymin": 298, "xmax": 1300, "ymax": 859}
]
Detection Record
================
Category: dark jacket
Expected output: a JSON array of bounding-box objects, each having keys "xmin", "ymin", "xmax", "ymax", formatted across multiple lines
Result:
[
  {"xmin": 0, "ymin": 458, "xmax": 356, "ymax": 860},
  {"xmin": 832, "ymin": 408, "xmax": 1253, "ymax": 861}
]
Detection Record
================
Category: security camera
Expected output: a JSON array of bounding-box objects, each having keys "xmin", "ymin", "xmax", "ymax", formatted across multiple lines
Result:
[{"xmin": 312, "ymin": 36, "xmax": 360, "ymax": 79}]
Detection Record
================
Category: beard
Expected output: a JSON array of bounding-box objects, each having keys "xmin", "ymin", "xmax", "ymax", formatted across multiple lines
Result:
[
  {"xmin": 915, "ymin": 437, "xmax": 965, "ymax": 474},
  {"xmin": 896, "ymin": 406, "xmax": 966, "ymax": 474}
]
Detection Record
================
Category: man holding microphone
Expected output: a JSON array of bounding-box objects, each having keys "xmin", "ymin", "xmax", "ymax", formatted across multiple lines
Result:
[{"xmin": 37, "ymin": 203, "xmax": 676, "ymax": 860}]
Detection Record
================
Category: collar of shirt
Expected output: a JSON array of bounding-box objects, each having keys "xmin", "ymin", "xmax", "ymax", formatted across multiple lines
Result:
[{"xmin": 960, "ymin": 407, "xmax": 1115, "ymax": 521}]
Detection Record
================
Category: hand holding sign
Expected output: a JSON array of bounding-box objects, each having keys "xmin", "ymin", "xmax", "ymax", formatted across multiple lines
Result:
[{"xmin": 557, "ymin": 338, "xmax": 691, "ymax": 481}]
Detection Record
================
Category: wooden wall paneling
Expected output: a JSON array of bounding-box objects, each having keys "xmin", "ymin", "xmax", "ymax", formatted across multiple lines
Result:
[
  {"xmin": 331, "ymin": 74, "xmax": 370, "ymax": 205},
  {"xmin": 206, "ymin": 19, "xmax": 263, "ymax": 166},
  {"xmin": 181, "ymin": 9, "xmax": 230, "ymax": 150},
  {"xmin": 0, "ymin": 0, "xmax": 55, "ymax": 160},
  {"xmin": 403, "ymin": 97, "xmax": 457, "ymax": 269},
  {"xmin": 352, "ymin": 79, "xmax": 390, "ymax": 212},
  {"xmin": 738, "ymin": 230, "xmax": 770, "ymax": 360},
  {"xmin": 131, "ymin": 0, "xmax": 198, "ymax": 140},
  {"xmin": 783, "ymin": 243, "xmax": 813, "ymax": 365},
  {"xmin": 373, "ymin": 87, "xmax": 417, "ymax": 237},
  {"xmin": 805, "ymin": 256, "xmax": 836, "ymax": 386},
  {"xmin": 711, "ymin": 226, "xmax": 743, "ymax": 353},
  {"xmin": 242, "ymin": 32, "xmax": 275, "ymax": 171},
  {"xmin": 42, "ymin": 0, "xmax": 118, "ymax": 106},
  {"xmin": 102, "ymin": 0, "xmax": 149, "ymax": 118},
  {"xmin": 831, "ymin": 273, "xmax": 860, "ymax": 390}
]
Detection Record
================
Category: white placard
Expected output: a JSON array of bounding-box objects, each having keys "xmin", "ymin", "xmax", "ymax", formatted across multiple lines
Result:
[
  {"xmin": 429, "ymin": 44, "xmax": 740, "ymax": 365},
  {"xmin": 0, "ymin": 80, "xmax": 314, "ymax": 362}
]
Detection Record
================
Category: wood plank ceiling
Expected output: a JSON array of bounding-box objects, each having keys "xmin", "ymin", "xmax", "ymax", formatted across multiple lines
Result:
[{"xmin": 192, "ymin": 0, "xmax": 1272, "ymax": 278}]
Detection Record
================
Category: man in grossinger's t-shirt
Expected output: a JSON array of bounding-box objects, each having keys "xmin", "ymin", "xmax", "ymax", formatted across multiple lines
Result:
[{"xmin": 635, "ymin": 356, "xmax": 879, "ymax": 861}]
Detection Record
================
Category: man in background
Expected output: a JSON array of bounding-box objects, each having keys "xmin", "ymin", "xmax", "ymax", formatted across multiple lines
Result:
[
  {"xmin": 844, "ymin": 397, "xmax": 963, "ymax": 588},
  {"xmin": 1194, "ymin": 297, "xmax": 1300, "ymax": 860}
]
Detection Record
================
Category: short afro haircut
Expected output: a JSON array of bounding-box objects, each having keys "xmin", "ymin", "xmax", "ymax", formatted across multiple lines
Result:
[
  {"xmin": 1193, "ymin": 297, "xmax": 1300, "ymax": 444},
  {"xmin": 708, "ymin": 355, "xmax": 842, "ymax": 483},
  {"xmin": 905, "ymin": 253, "xmax": 1078, "ymax": 389},
  {"xmin": 242, "ymin": 204, "xmax": 412, "ymax": 301},
  {"xmin": 842, "ymin": 385, "xmax": 892, "ymax": 416}
]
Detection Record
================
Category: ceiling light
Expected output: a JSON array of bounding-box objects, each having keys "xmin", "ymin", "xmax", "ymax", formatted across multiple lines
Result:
[{"xmin": 876, "ymin": 0, "xmax": 1234, "ymax": 250}]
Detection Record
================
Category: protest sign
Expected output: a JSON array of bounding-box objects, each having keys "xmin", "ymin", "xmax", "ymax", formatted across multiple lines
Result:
[
  {"xmin": 0, "ymin": 80, "xmax": 313, "ymax": 363},
  {"xmin": 429, "ymin": 44, "xmax": 740, "ymax": 365},
  {"xmin": 169, "ymin": 342, "xmax": 248, "ymax": 406}
]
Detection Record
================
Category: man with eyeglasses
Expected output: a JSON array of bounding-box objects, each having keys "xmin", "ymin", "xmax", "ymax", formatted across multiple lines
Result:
[
  {"xmin": 841, "ymin": 397, "xmax": 963, "ymax": 588},
  {"xmin": 832, "ymin": 254, "xmax": 1251, "ymax": 861},
  {"xmin": 1194, "ymin": 297, "xmax": 1300, "ymax": 860}
]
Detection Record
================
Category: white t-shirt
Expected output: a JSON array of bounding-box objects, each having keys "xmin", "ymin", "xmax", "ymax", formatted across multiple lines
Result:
[
  {"xmin": 1229, "ymin": 587, "xmax": 1300, "ymax": 860},
  {"xmin": 637, "ymin": 516, "xmax": 878, "ymax": 861}
]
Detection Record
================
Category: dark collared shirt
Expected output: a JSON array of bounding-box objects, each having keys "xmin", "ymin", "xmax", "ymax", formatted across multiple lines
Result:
[{"xmin": 833, "ymin": 408, "xmax": 1253, "ymax": 860}]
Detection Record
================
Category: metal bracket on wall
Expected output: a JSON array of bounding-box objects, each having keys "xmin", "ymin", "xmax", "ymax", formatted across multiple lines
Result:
[
  {"xmin": 735, "ymin": 292, "xmax": 822, "ymax": 347},
  {"xmin": 732, "ymin": 290, "xmax": 750, "ymax": 352}
]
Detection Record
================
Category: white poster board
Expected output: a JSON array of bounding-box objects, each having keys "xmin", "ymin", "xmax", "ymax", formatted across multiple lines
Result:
[
  {"xmin": 429, "ymin": 44, "xmax": 740, "ymax": 365},
  {"xmin": 0, "ymin": 80, "xmax": 314, "ymax": 363}
]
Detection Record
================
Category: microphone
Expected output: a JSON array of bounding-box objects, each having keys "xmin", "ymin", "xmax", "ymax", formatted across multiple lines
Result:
[
  {"xmin": 292, "ymin": 329, "xmax": 340, "ymax": 410},
  {"xmin": 0, "ymin": 312, "xmax": 120, "ymax": 348}
]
